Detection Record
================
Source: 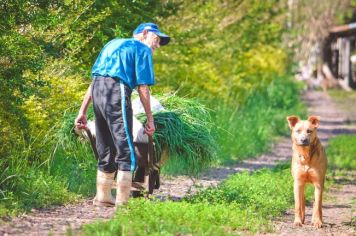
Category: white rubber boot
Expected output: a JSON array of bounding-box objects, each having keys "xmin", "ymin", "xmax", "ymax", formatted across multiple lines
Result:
[
  {"xmin": 115, "ymin": 171, "xmax": 132, "ymax": 206},
  {"xmin": 93, "ymin": 170, "xmax": 115, "ymax": 207}
]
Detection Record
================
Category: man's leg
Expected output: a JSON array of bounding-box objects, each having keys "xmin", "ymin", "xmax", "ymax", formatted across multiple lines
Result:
[
  {"xmin": 91, "ymin": 77, "xmax": 117, "ymax": 206},
  {"xmin": 100, "ymin": 78, "xmax": 136, "ymax": 206}
]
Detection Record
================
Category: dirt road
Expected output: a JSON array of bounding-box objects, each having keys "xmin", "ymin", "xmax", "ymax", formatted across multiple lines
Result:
[
  {"xmin": 0, "ymin": 90, "xmax": 355, "ymax": 235},
  {"xmin": 260, "ymin": 91, "xmax": 356, "ymax": 236}
]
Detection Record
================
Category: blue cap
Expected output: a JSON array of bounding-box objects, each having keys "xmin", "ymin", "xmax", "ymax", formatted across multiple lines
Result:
[{"xmin": 133, "ymin": 23, "xmax": 170, "ymax": 46}]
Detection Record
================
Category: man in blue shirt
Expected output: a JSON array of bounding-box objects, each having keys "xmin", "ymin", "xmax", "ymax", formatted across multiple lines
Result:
[{"xmin": 75, "ymin": 23, "xmax": 170, "ymax": 207}]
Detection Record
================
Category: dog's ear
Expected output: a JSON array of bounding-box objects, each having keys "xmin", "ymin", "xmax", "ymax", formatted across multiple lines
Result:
[
  {"xmin": 287, "ymin": 116, "xmax": 299, "ymax": 129},
  {"xmin": 308, "ymin": 115, "xmax": 320, "ymax": 128}
]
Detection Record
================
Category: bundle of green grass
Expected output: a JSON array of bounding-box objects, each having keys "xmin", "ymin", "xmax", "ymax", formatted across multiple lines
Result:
[
  {"xmin": 136, "ymin": 94, "xmax": 218, "ymax": 175},
  {"xmin": 58, "ymin": 94, "xmax": 217, "ymax": 175}
]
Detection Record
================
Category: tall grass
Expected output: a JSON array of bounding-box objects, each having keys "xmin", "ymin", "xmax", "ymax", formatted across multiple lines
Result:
[
  {"xmin": 49, "ymin": 109, "xmax": 97, "ymax": 196},
  {"xmin": 0, "ymin": 143, "xmax": 77, "ymax": 216},
  {"xmin": 0, "ymin": 111, "xmax": 96, "ymax": 216},
  {"xmin": 213, "ymin": 76, "xmax": 305, "ymax": 162}
]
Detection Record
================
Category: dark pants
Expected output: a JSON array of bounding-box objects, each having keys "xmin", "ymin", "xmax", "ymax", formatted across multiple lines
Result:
[{"xmin": 91, "ymin": 76, "xmax": 136, "ymax": 173}]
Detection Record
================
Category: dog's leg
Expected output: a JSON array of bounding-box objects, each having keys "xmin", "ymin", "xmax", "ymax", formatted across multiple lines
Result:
[
  {"xmin": 301, "ymin": 194, "xmax": 306, "ymax": 224},
  {"xmin": 293, "ymin": 181, "xmax": 304, "ymax": 227},
  {"xmin": 312, "ymin": 183, "xmax": 323, "ymax": 228}
]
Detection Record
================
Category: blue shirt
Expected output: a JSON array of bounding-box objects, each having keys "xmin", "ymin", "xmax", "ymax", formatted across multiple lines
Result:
[{"xmin": 91, "ymin": 38, "xmax": 155, "ymax": 89}]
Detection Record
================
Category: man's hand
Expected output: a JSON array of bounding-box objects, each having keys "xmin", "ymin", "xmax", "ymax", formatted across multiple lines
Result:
[
  {"xmin": 75, "ymin": 113, "xmax": 87, "ymax": 129},
  {"xmin": 138, "ymin": 85, "xmax": 155, "ymax": 136},
  {"xmin": 75, "ymin": 83, "xmax": 92, "ymax": 129},
  {"xmin": 144, "ymin": 120, "xmax": 155, "ymax": 136}
]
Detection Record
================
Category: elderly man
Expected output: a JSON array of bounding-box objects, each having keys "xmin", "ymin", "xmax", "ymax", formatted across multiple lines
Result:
[{"xmin": 75, "ymin": 23, "xmax": 170, "ymax": 207}]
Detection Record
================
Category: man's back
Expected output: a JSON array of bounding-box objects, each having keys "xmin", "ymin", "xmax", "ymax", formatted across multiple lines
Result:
[{"xmin": 91, "ymin": 38, "xmax": 154, "ymax": 89}]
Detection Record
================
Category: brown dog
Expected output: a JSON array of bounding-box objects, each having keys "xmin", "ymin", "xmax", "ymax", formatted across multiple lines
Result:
[{"xmin": 287, "ymin": 115, "xmax": 328, "ymax": 228}]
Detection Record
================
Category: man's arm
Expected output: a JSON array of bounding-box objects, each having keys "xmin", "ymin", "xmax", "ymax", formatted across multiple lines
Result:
[
  {"xmin": 75, "ymin": 83, "xmax": 92, "ymax": 129},
  {"xmin": 137, "ymin": 85, "xmax": 155, "ymax": 136}
]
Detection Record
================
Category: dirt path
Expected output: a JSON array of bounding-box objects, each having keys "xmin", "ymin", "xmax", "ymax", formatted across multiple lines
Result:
[
  {"xmin": 0, "ymin": 90, "xmax": 356, "ymax": 236},
  {"xmin": 258, "ymin": 91, "xmax": 356, "ymax": 236},
  {"xmin": 262, "ymin": 172, "xmax": 356, "ymax": 236}
]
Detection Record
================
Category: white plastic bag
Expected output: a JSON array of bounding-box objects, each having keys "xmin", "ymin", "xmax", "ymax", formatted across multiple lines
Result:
[
  {"xmin": 132, "ymin": 95, "xmax": 165, "ymax": 115},
  {"xmin": 132, "ymin": 116, "xmax": 148, "ymax": 143}
]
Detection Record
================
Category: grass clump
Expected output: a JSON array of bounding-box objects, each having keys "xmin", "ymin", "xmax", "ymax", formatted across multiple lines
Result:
[
  {"xmin": 83, "ymin": 165, "xmax": 312, "ymax": 235},
  {"xmin": 137, "ymin": 94, "xmax": 218, "ymax": 175},
  {"xmin": 326, "ymin": 134, "xmax": 356, "ymax": 170}
]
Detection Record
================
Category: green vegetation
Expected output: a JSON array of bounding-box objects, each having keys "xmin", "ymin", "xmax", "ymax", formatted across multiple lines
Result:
[
  {"xmin": 0, "ymin": 0, "xmax": 305, "ymax": 216},
  {"xmin": 56, "ymin": 94, "xmax": 217, "ymax": 181},
  {"xmin": 0, "ymin": 158, "xmax": 77, "ymax": 215},
  {"xmin": 326, "ymin": 134, "xmax": 356, "ymax": 170},
  {"xmin": 83, "ymin": 165, "xmax": 313, "ymax": 235},
  {"xmin": 83, "ymin": 132, "xmax": 356, "ymax": 235},
  {"xmin": 328, "ymin": 90, "xmax": 356, "ymax": 100},
  {"xmin": 144, "ymin": 95, "xmax": 218, "ymax": 175},
  {"xmin": 2, "ymin": 0, "xmax": 350, "ymax": 220},
  {"xmin": 0, "ymin": 0, "xmax": 168, "ymax": 216},
  {"xmin": 324, "ymin": 90, "xmax": 356, "ymax": 170},
  {"xmin": 49, "ymin": 115, "xmax": 98, "ymax": 196},
  {"xmin": 153, "ymin": 0, "xmax": 306, "ymax": 161},
  {"xmin": 213, "ymin": 76, "xmax": 305, "ymax": 161}
]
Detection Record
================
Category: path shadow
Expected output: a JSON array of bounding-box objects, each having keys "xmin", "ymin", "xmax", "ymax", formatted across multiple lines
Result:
[
  {"xmin": 199, "ymin": 161, "xmax": 289, "ymax": 182},
  {"xmin": 323, "ymin": 204, "xmax": 351, "ymax": 209},
  {"xmin": 318, "ymin": 127, "xmax": 356, "ymax": 135},
  {"xmin": 343, "ymin": 221, "xmax": 356, "ymax": 227},
  {"xmin": 322, "ymin": 222, "xmax": 337, "ymax": 228},
  {"xmin": 332, "ymin": 178, "xmax": 356, "ymax": 185},
  {"xmin": 320, "ymin": 120, "xmax": 346, "ymax": 125}
]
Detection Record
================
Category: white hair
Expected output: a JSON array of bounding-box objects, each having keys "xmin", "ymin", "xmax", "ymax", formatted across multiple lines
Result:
[{"xmin": 133, "ymin": 33, "xmax": 144, "ymax": 41}]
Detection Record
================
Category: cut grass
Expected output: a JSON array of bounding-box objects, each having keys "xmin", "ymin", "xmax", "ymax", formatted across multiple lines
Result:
[{"xmin": 141, "ymin": 94, "xmax": 218, "ymax": 175}]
